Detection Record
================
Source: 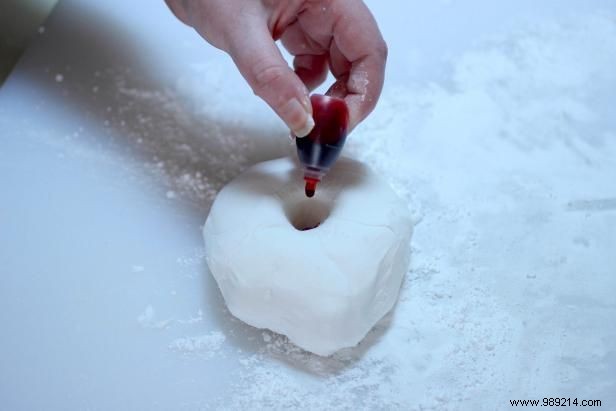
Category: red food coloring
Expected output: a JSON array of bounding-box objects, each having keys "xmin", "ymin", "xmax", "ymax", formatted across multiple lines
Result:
[
  {"xmin": 304, "ymin": 94, "xmax": 349, "ymax": 145},
  {"xmin": 304, "ymin": 177, "xmax": 318, "ymax": 198},
  {"xmin": 295, "ymin": 94, "xmax": 349, "ymax": 198},
  {"xmin": 299, "ymin": 222, "xmax": 320, "ymax": 231}
]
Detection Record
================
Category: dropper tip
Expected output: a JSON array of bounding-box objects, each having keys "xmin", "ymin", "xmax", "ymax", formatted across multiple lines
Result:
[{"xmin": 304, "ymin": 177, "xmax": 319, "ymax": 198}]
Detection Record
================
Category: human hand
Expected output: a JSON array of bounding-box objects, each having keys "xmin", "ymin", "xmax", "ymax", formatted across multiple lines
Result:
[{"xmin": 166, "ymin": 0, "xmax": 387, "ymax": 137}]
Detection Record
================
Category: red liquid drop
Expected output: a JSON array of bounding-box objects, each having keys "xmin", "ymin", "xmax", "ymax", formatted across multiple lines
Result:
[
  {"xmin": 295, "ymin": 94, "xmax": 349, "ymax": 198},
  {"xmin": 304, "ymin": 177, "xmax": 318, "ymax": 198}
]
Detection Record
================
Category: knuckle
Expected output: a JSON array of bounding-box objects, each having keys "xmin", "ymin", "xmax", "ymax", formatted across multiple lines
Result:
[
  {"xmin": 252, "ymin": 63, "xmax": 289, "ymax": 95},
  {"xmin": 375, "ymin": 39, "xmax": 388, "ymax": 61}
]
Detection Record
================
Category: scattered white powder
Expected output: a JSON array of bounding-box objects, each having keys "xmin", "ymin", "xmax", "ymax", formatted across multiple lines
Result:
[
  {"xmin": 137, "ymin": 305, "xmax": 173, "ymax": 329},
  {"xmin": 176, "ymin": 309, "xmax": 203, "ymax": 325},
  {"xmin": 350, "ymin": 70, "xmax": 370, "ymax": 98},
  {"xmin": 101, "ymin": 62, "xmax": 288, "ymax": 212},
  {"xmin": 172, "ymin": 248, "xmax": 208, "ymax": 279},
  {"xmin": 192, "ymin": 12, "xmax": 614, "ymax": 409},
  {"xmin": 169, "ymin": 331, "xmax": 226, "ymax": 358},
  {"xmin": 45, "ymin": 9, "xmax": 615, "ymax": 408},
  {"xmin": 176, "ymin": 248, "xmax": 206, "ymax": 266}
]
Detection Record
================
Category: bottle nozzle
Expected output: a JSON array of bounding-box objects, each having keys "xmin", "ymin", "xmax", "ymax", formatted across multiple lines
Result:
[
  {"xmin": 303, "ymin": 167, "xmax": 326, "ymax": 198},
  {"xmin": 304, "ymin": 177, "xmax": 319, "ymax": 198}
]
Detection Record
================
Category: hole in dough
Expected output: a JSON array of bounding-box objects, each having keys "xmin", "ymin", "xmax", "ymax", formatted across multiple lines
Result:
[
  {"xmin": 284, "ymin": 198, "xmax": 332, "ymax": 231},
  {"xmin": 278, "ymin": 177, "xmax": 338, "ymax": 231}
]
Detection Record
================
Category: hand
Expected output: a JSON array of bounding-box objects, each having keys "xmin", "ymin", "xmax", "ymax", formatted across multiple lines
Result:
[{"xmin": 166, "ymin": 0, "xmax": 387, "ymax": 136}]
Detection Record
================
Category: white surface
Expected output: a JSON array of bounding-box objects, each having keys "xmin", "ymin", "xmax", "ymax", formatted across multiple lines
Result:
[
  {"xmin": 203, "ymin": 157, "xmax": 413, "ymax": 356},
  {"xmin": 1, "ymin": 0, "xmax": 615, "ymax": 409}
]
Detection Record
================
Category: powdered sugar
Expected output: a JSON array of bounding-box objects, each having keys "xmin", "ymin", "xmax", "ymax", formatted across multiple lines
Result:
[
  {"xmin": 196, "ymin": 12, "xmax": 616, "ymax": 409},
  {"xmin": 4, "ymin": 2, "xmax": 612, "ymax": 408},
  {"xmin": 169, "ymin": 331, "xmax": 226, "ymax": 358}
]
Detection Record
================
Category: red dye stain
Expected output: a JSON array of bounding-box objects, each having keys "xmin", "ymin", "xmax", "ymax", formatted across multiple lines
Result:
[{"xmin": 299, "ymin": 222, "xmax": 320, "ymax": 231}]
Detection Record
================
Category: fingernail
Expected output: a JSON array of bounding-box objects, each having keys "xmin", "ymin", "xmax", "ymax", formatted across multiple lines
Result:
[
  {"xmin": 294, "ymin": 115, "xmax": 314, "ymax": 138},
  {"xmin": 281, "ymin": 98, "xmax": 314, "ymax": 138}
]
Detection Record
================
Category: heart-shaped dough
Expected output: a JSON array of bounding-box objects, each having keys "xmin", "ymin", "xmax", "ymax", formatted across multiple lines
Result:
[{"xmin": 203, "ymin": 156, "xmax": 413, "ymax": 356}]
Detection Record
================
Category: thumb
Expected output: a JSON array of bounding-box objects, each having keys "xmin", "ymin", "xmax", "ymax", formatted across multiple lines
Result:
[{"xmin": 225, "ymin": 24, "xmax": 314, "ymax": 137}]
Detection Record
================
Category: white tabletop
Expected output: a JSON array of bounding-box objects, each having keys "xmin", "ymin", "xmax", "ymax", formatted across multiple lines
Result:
[{"xmin": 1, "ymin": 0, "xmax": 615, "ymax": 409}]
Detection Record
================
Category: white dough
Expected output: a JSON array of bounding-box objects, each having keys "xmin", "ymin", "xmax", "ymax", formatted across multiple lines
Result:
[{"xmin": 203, "ymin": 157, "xmax": 413, "ymax": 356}]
